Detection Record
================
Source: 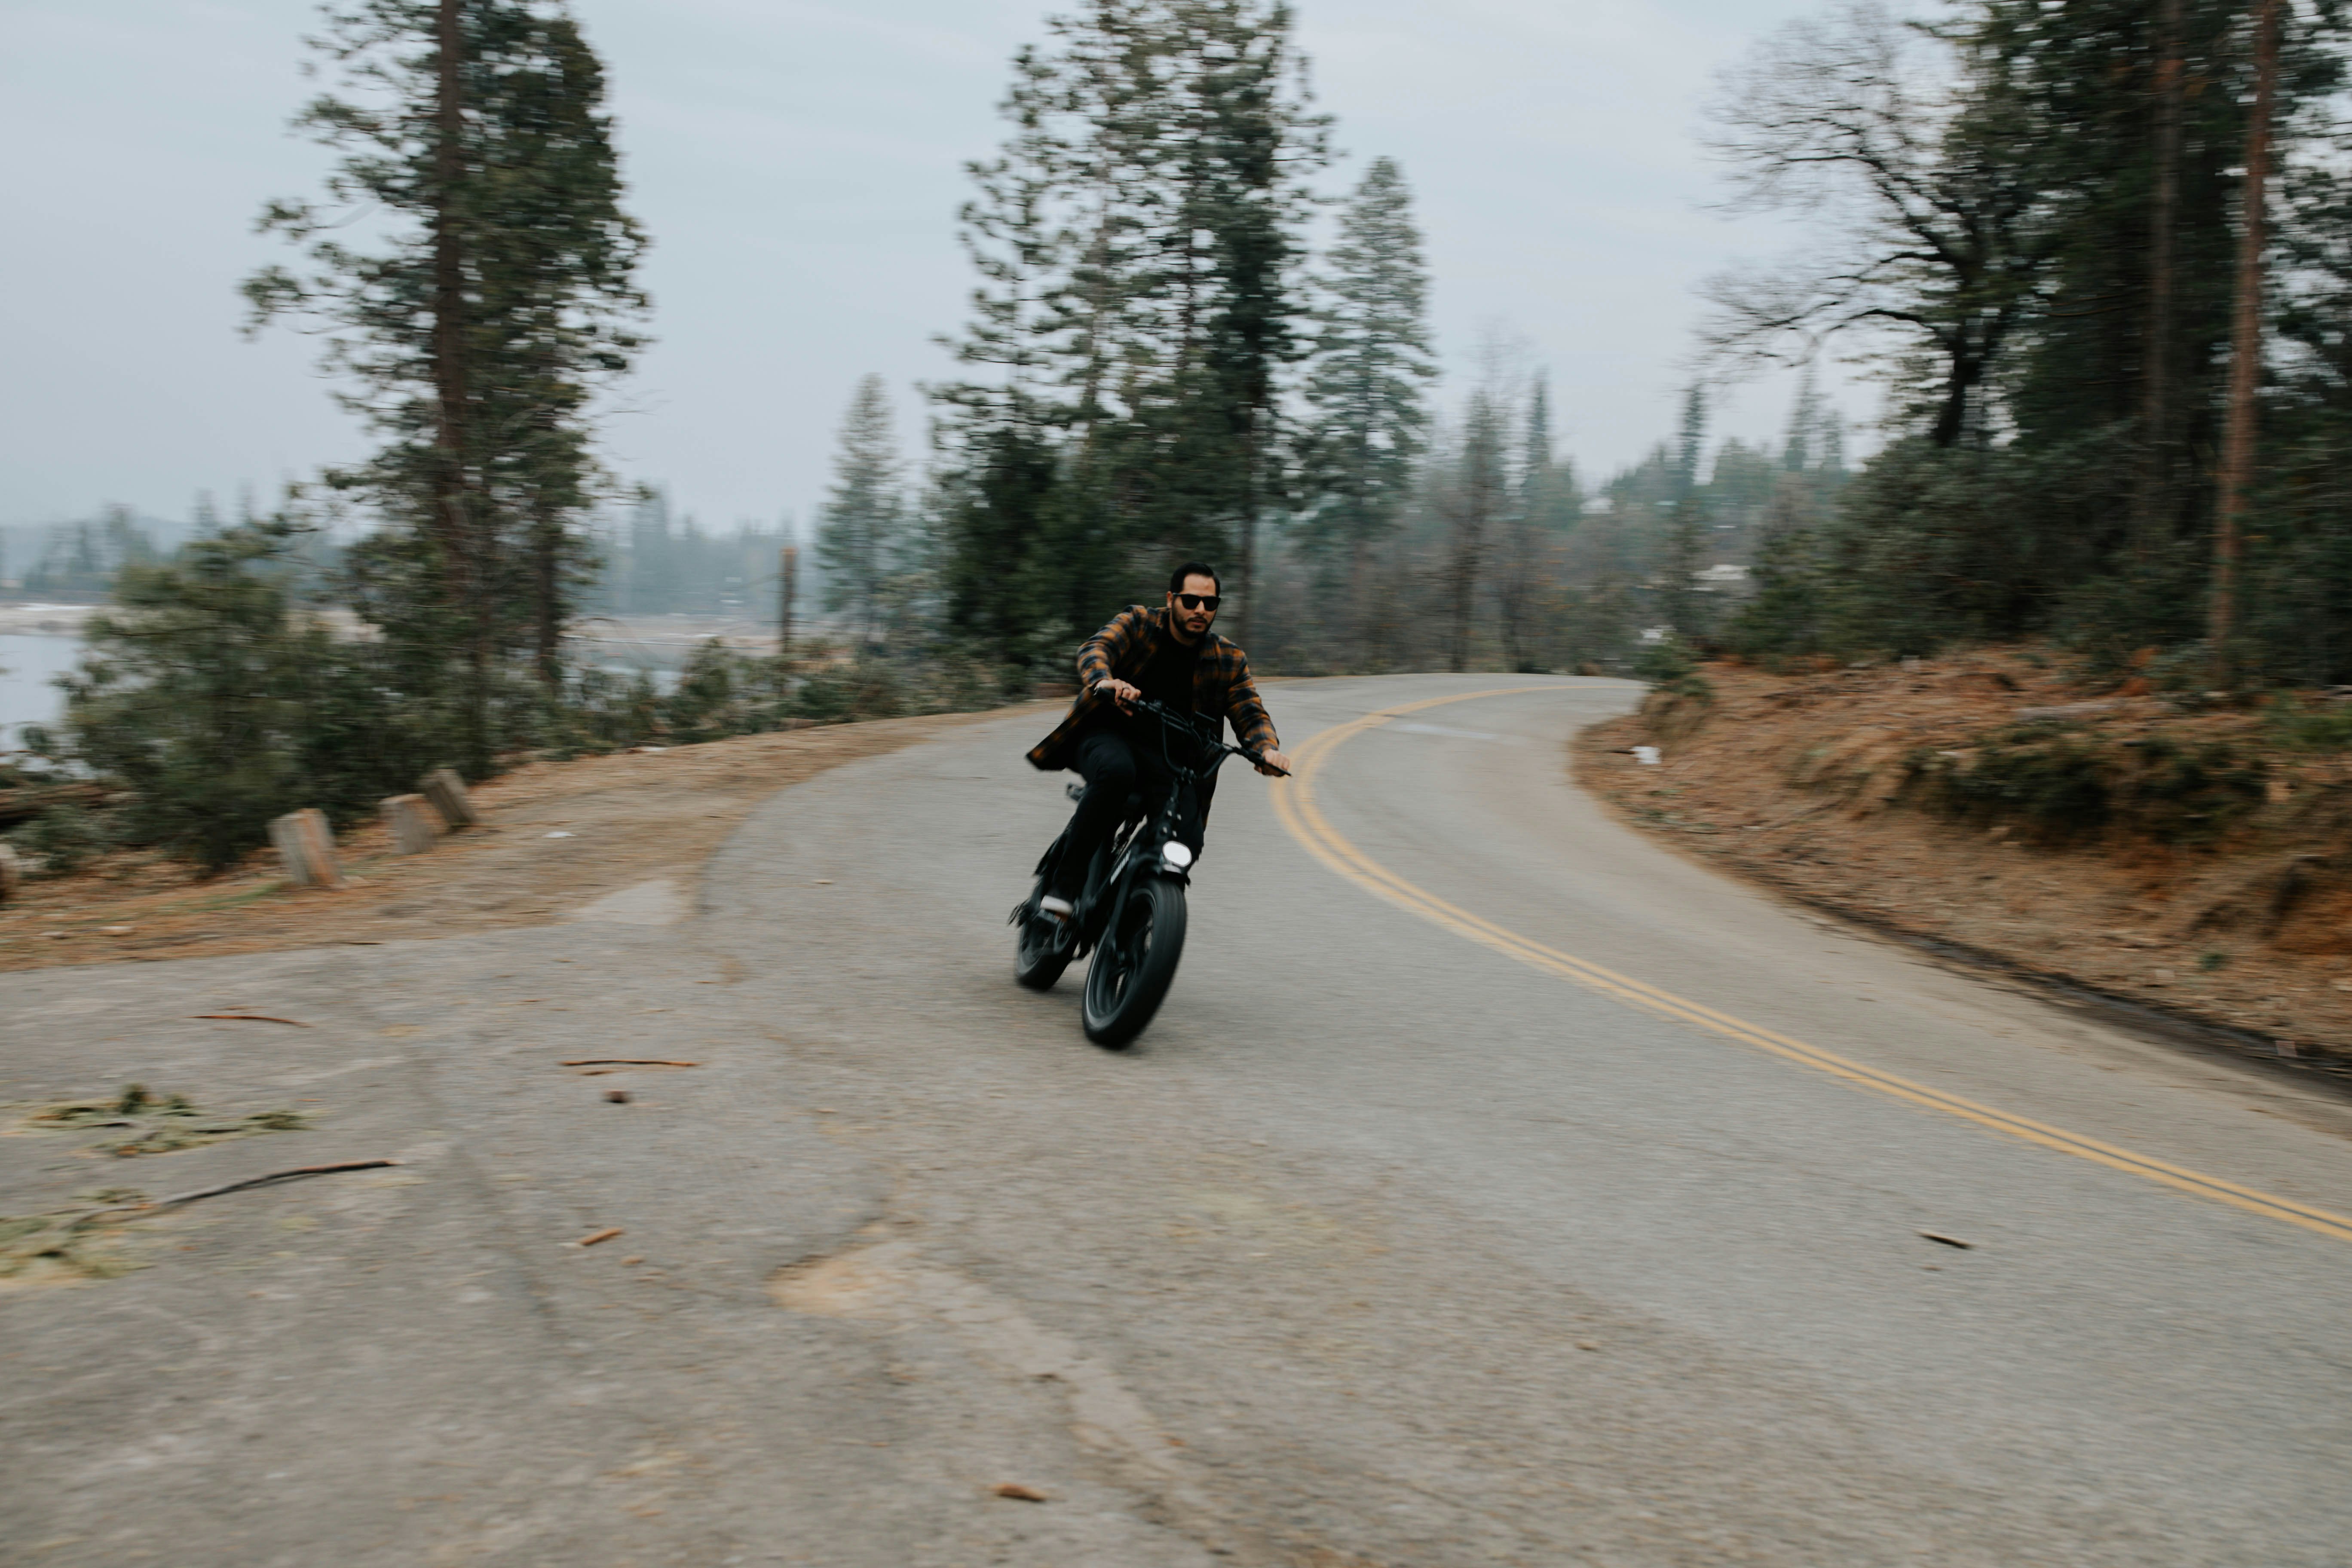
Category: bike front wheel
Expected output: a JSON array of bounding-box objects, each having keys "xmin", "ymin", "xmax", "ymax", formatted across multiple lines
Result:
[{"xmin": 1081, "ymin": 876, "xmax": 1187, "ymax": 1047}]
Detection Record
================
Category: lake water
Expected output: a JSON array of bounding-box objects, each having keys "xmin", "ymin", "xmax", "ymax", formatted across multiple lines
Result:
[
  {"xmin": 0, "ymin": 634, "xmax": 82, "ymax": 748},
  {"xmin": 0, "ymin": 632, "xmax": 697, "ymax": 752}
]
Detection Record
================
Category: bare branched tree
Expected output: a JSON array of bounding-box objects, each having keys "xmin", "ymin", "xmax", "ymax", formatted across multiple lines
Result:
[{"xmin": 1699, "ymin": 1, "xmax": 2058, "ymax": 447}]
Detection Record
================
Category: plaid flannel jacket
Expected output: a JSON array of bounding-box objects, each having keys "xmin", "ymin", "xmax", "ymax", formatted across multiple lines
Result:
[{"xmin": 1026, "ymin": 604, "xmax": 1279, "ymax": 772}]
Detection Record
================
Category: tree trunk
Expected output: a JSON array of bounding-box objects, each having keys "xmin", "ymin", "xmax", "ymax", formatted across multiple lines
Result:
[
  {"xmin": 432, "ymin": 0, "xmax": 469, "ymax": 580},
  {"xmin": 777, "ymin": 544, "xmax": 798, "ymax": 664},
  {"xmin": 1929, "ymin": 338, "xmax": 1984, "ymax": 449},
  {"xmin": 1346, "ymin": 534, "xmax": 1368, "ymax": 671},
  {"xmin": 2136, "ymin": 0, "xmax": 2186, "ymax": 556},
  {"xmin": 1235, "ymin": 413, "xmax": 1258, "ymax": 650},
  {"xmin": 531, "ymin": 506, "xmax": 560, "ymax": 687},
  {"xmin": 432, "ymin": 0, "xmax": 488, "ymax": 763},
  {"xmin": 2213, "ymin": 0, "xmax": 2283, "ymax": 680}
]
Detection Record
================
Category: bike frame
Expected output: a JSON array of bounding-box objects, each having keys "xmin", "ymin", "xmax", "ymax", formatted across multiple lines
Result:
[{"xmin": 1044, "ymin": 698, "xmax": 1283, "ymax": 957}]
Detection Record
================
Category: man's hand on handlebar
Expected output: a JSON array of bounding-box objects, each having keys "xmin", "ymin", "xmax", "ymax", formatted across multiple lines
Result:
[{"xmin": 1099, "ymin": 688, "xmax": 1290, "ymax": 776}]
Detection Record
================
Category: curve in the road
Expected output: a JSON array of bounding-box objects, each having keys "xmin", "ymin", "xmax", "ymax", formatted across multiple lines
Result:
[{"xmin": 1273, "ymin": 685, "xmax": 2352, "ymax": 1247}]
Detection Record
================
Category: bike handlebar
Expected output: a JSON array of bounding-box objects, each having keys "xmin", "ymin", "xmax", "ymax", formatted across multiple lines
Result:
[{"xmin": 1127, "ymin": 697, "xmax": 1290, "ymax": 776}]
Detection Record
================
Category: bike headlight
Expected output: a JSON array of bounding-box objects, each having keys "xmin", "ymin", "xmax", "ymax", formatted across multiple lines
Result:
[{"xmin": 1161, "ymin": 841, "xmax": 1194, "ymax": 870}]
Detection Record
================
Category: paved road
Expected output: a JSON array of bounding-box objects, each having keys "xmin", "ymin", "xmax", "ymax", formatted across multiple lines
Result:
[{"xmin": 8, "ymin": 674, "xmax": 2352, "ymax": 1566}]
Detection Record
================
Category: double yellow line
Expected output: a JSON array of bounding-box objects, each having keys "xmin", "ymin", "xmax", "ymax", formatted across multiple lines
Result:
[{"xmin": 1269, "ymin": 687, "xmax": 2352, "ymax": 1247}]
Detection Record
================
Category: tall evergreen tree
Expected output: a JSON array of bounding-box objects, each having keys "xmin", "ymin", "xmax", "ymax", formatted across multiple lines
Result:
[
  {"xmin": 245, "ymin": 0, "xmax": 646, "ymax": 765},
  {"xmin": 1301, "ymin": 157, "xmax": 1436, "ymax": 600},
  {"xmin": 1519, "ymin": 375, "xmax": 1581, "ymax": 532},
  {"xmin": 1780, "ymin": 368, "xmax": 1824, "ymax": 473},
  {"xmin": 932, "ymin": 0, "xmax": 1326, "ymax": 649},
  {"xmin": 1673, "ymin": 386, "xmax": 1708, "ymax": 500},
  {"xmin": 815, "ymin": 375, "xmax": 906, "ymax": 646},
  {"xmin": 1437, "ymin": 391, "xmax": 1508, "ymax": 672}
]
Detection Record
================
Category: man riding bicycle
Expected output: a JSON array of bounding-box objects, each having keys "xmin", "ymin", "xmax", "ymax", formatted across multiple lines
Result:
[{"xmin": 1026, "ymin": 562, "xmax": 1292, "ymax": 924}]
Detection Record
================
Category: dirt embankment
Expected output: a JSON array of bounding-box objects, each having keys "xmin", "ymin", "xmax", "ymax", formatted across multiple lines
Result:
[
  {"xmin": 1578, "ymin": 653, "xmax": 2352, "ymax": 1071},
  {"xmin": 0, "ymin": 704, "xmax": 1050, "ymax": 973}
]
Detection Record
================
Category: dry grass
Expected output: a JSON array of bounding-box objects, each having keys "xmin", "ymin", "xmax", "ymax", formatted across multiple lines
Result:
[{"xmin": 1578, "ymin": 653, "xmax": 2352, "ymax": 1063}]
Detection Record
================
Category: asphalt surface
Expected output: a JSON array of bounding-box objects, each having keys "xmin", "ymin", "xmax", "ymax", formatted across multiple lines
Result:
[{"xmin": 6, "ymin": 673, "xmax": 2352, "ymax": 1566}]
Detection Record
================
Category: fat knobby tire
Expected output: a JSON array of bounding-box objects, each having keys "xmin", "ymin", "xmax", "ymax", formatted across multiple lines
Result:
[
  {"xmin": 1081, "ymin": 876, "xmax": 1188, "ymax": 1047},
  {"xmin": 1014, "ymin": 889, "xmax": 1073, "ymax": 991}
]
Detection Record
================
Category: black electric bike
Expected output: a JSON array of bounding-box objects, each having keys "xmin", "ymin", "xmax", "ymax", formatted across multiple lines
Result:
[{"xmin": 1010, "ymin": 698, "xmax": 1286, "ymax": 1048}]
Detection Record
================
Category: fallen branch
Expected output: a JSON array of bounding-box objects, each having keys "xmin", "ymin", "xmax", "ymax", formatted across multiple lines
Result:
[
  {"xmin": 575, "ymin": 1226, "xmax": 624, "ymax": 1247},
  {"xmin": 560, "ymin": 1058, "xmax": 699, "ymax": 1068},
  {"xmin": 77, "ymin": 1159, "xmax": 400, "ymax": 1226},
  {"xmin": 192, "ymin": 1013, "xmax": 311, "ymax": 1027}
]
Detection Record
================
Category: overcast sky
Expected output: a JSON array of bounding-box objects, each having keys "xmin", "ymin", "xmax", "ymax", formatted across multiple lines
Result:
[{"xmin": 0, "ymin": 0, "xmax": 1867, "ymax": 535}]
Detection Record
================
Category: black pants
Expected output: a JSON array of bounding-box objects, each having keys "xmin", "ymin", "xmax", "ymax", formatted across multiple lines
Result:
[{"xmin": 1050, "ymin": 727, "xmax": 1217, "ymax": 900}]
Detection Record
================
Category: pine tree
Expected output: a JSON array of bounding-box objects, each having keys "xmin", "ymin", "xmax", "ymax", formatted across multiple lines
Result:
[
  {"xmin": 1519, "ymin": 375, "xmax": 1581, "ymax": 532},
  {"xmin": 1656, "ymin": 387, "xmax": 1712, "ymax": 638},
  {"xmin": 815, "ymin": 375, "xmax": 906, "ymax": 646},
  {"xmin": 244, "ymin": 0, "xmax": 646, "ymax": 766},
  {"xmin": 1489, "ymin": 374, "xmax": 1581, "ymax": 671},
  {"xmin": 931, "ymin": 0, "xmax": 1325, "ymax": 648},
  {"xmin": 1301, "ymin": 154, "xmax": 1435, "ymax": 649},
  {"xmin": 1438, "ymin": 391, "xmax": 1508, "ymax": 672},
  {"xmin": 1673, "ymin": 386, "xmax": 1708, "ymax": 500},
  {"xmin": 1781, "ymin": 369, "xmax": 1823, "ymax": 474}
]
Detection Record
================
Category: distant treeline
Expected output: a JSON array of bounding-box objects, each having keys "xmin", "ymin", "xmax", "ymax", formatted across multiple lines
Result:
[
  {"xmin": 3, "ymin": 510, "xmax": 176, "ymax": 599},
  {"xmin": 583, "ymin": 489, "xmax": 807, "ymax": 622},
  {"xmin": 8, "ymin": 492, "xmax": 818, "ymax": 623}
]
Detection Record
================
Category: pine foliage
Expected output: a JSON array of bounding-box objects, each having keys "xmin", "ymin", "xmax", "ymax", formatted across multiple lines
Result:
[
  {"xmin": 932, "ymin": 0, "xmax": 1330, "ymax": 658},
  {"xmin": 1707, "ymin": 0, "xmax": 2352, "ymax": 684},
  {"xmin": 815, "ymin": 375, "xmax": 909, "ymax": 645},
  {"xmin": 244, "ymin": 0, "xmax": 647, "ymax": 763}
]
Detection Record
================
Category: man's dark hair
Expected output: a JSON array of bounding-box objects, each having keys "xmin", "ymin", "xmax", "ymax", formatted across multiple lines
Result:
[{"xmin": 1168, "ymin": 561, "xmax": 1222, "ymax": 595}]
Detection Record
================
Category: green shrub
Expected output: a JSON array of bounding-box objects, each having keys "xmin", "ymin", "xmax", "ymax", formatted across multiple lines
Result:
[
  {"xmin": 1633, "ymin": 633, "xmax": 1712, "ymax": 700},
  {"xmin": 2266, "ymin": 696, "xmax": 2352, "ymax": 751},
  {"xmin": 1910, "ymin": 724, "xmax": 2266, "ymax": 846},
  {"xmin": 1917, "ymin": 725, "xmax": 2112, "ymax": 842},
  {"xmin": 2124, "ymin": 735, "xmax": 2268, "ymax": 843},
  {"xmin": 791, "ymin": 656, "xmax": 906, "ymax": 725},
  {"xmin": 10, "ymin": 805, "xmax": 111, "ymax": 876}
]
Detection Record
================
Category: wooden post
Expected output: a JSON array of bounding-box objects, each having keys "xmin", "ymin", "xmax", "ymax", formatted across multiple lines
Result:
[
  {"xmin": 381, "ymin": 793, "xmax": 438, "ymax": 855},
  {"xmin": 420, "ymin": 767, "xmax": 481, "ymax": 829},
  {"xmin": 778, "ymin": 544, "xmax": 798, "ymax": 665},
  {"xmin": 0, "ymin": 842, "xmax": 18, "ymax": 903},
  {"xmin": 269, "ymin": 809, "xmax": 344, "ymax": 890}
]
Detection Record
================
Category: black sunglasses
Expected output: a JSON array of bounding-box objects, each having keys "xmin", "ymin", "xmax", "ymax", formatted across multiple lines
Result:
[{"xmin": 1174, "ymin": 592, "xmax": 1221, "ymax": 612}]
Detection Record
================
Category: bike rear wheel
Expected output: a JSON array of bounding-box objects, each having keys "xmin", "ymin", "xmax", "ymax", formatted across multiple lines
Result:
[
  {"xmin": 1014, "ymin": 883, "xmax": 1074, "ymax": 991},
  {"xmin": 1081, "ymin": 876, "xmax": 1187, "ymax": 1047}
]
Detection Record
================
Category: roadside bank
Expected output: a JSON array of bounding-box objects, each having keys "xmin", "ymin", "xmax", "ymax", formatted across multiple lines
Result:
[{"xmin": 1577, "ymin": 653, "xmax": 2352, "ymax": 1080}]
